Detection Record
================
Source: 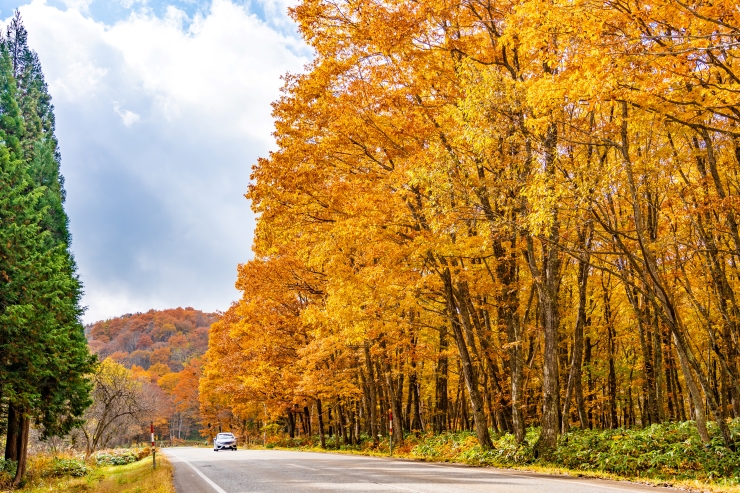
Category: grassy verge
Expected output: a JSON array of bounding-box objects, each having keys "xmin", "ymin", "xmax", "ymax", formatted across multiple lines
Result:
[
  {"xmin": 1, "ymin": 452, "xmax": 175, "ymax": 493},
  {"xmin": 252, "ymin": 420, "xmax": 740, "ymax": 493}
]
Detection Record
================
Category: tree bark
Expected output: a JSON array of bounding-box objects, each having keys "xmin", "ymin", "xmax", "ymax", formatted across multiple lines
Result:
[
  {"xmin": 524, "ymin": 122, "xmax": 561, "ymax": 454},
  {"xmin": 458, "ymin": 282, "xmax": 513, "ymax": 433},
  {"xmin": 562, "ymin": 225, "xmax": 591, "ymax": 433},
  {"xmin": 12, "ymin": 411, "xmax": 30, "ymax": 486},
  {"xmin": 672, "ymin": 336, "xmax": 710, "ymax": 441},
  {"xmin": 442, "ymin": 267, "xmax": 493, "ymax": 449},
  {"xmin": 4, "ymin": 404, "xmax": 19, "ymax": 462},
  {"xmin": 317, "ymin": 399, "xmax": 326, "ymax": 448},
  {"xmin": 337, "ymin": 401, "xmax": 348, "ymax": 445},
  {"xmin": 604, "ymin": 281, "xmax": 618, "ymax": 428},
  {"xmin": 363, "ymin": 344, "xmax": 379, "ymax": 446},
  {"xmin": 617, "ymin": 102, "xmax": 729, "ymax": 446},
  {"xmin": 435, "ymin": 325, "xmax": 449, "ymax": 433},
  {"xmin": 381, "ymin": 344, "xmax": 404, "ymax": 444}
]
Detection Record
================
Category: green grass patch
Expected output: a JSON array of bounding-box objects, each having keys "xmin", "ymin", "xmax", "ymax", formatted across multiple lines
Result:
[{"xmin": 0, "ymin": 449, "xmax": 174, "ymax": 493}]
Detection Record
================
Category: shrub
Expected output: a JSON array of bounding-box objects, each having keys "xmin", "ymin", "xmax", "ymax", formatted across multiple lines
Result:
[
  {"xmin": 411, "ymin": 419, "xmax": 740, "ymax": 484},
  {"xmin": 94, "ymin": 448, "xmax": 150, "ymax": 466},
  {"xmin": 95, "ymin": 453, "xmax": 137, "ymax": 466},
  {"xmin": 0, "ymin": 458, "xmax": 17, "ymax": 488},
  {"xmin": 136, "ymin": 447, "xmax": 152, "ymax": 460},
  {"xmin": 0, "ymin": 458, "xmax": 17, "ymax": 476},
  {"xmin": 45, "ymin": 458, "xmax": 90, "ymax": 477},
  {"xmin": 550, "ymin": 421, "xmax": 740, "ymax": 481}
]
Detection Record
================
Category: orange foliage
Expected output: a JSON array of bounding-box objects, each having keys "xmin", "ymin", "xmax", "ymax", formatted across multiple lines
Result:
[
  {"xmin": 201, "ymin": 0, "xmax": 740, "ymax": 451},
  {"xmin": 86, "ymin": 308, "xmax": 218, "ymax": 441}
]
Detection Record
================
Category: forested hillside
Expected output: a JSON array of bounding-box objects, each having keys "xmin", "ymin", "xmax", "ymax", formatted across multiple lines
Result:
[
  {"xmin": 201, "ymin": 0, "xmax": 740, "ymax": 457},
  {"xmin": 86, "ymin": 308, "xmax": 215, "ymax": 372},
  {"xmin": 0, "ymin": 12, "xmax": 95, "ymax": 485},
  {"xmin": 86, "ymin": 308, "xmax": 217, "ymax": 441}
]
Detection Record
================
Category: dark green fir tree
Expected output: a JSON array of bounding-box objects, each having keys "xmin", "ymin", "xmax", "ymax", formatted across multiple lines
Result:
[{"xmin": 0, "ymin": 11, "xmax": 95, "ymax": 485}]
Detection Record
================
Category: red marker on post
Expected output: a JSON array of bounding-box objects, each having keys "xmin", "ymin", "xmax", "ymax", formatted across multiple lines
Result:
[
  {"xmin": 388, "ymin": 410, "xmax": 393, "ymax": 456},
  {"xmin": 151, "ymin": 422, "xmax": 156, "ymax": 469}
]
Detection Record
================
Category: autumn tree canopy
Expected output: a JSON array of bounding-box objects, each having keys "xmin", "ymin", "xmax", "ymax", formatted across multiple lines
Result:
[
  {"xmin": 202, "ymin": 0, "xmax": 740, "ymax": 454},
  {"xmin": 86, "ymin": 307, "xmax": 217, "ymax": 441}
]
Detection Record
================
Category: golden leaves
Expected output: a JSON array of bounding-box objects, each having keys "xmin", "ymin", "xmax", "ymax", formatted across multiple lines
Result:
[{"xmin": 202, "ymin": 0, "xmax": 740, "ymax": 439}]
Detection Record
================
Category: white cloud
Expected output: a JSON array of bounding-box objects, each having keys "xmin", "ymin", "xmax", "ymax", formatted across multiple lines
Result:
[
  {"xmin": 14, "ymin": 0, "xmax": 311, "ymax": 322},
  {"xmin": 255, "ymin": 0, "xmax": 301, "ymax": 31},
  {"xmin": 60, "ymin": 0, "xmax": 93, "ymax": 14},
  {"xmin": 119, "ymin": 0, "xmax": 147, "ymax": 8},
  {"xmin": 113, "ymin": 101, "xmax": 140, "ymax": 126}
]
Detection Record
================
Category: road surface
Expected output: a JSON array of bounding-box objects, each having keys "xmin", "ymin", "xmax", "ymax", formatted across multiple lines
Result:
[{"xmin": 164, "ymin": 447, "xmax": 673, "ymax": 493}]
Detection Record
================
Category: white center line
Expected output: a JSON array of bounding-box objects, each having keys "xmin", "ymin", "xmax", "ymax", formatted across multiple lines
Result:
[
  {"xmin": 287, "ymin": 463, "xmax": 318, "ymax": 471},
  {"xmin": 360, "ymin": 479, "xmax": 431, "ymax": 493}
]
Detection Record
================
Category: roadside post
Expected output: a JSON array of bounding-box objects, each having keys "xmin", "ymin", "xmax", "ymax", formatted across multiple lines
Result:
[
  {"xmin": 263, "ymin": 403, "xmax": 268, "ymax": 447},
  {"xmin": 388, "ymin": 410, "xmax": 393, "ymax": 457},
  {"xmin": 151, "ymin": 422, "xmax": 156, "ymax": 469}
]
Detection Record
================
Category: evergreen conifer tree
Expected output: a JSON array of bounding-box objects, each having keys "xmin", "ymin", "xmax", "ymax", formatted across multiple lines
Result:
[{"xmin": 0, "ymin": 11, "xmax": 95, "ymax": 484}]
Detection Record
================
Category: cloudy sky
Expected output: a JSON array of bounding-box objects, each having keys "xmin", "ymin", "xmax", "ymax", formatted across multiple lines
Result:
[{"xmin": 0, "ymin": 0, "xmax": 311, "ymax": 322}]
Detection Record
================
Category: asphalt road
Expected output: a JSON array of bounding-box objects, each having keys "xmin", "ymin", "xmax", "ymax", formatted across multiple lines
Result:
[{"xmin": 164, "ymin": 447, "xmax": 674, "ymax": 493}]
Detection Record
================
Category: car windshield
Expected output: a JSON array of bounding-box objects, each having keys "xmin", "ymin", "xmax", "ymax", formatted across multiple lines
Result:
[{"xmin": 217, "ymin": 433, "xmax": 234, "ymax": 438}]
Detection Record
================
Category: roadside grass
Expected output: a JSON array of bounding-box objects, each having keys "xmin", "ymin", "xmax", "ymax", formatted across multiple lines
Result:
[
  {"xmin": 250, "ymin": 419, "xmax": 740, "ymax": 493},
  {"xmin": 0, "ymin": 450, "xmax": 175, "ymax": 493}
]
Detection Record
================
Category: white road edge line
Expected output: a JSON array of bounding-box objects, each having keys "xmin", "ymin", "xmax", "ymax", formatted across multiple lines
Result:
[
  {"xmin": 287, "ymin": 463, "xmax": 317, "ymax": 471},
  {"xmin": 360, "ymin": 479, "xmax": 428, "ymax": 493},
  {"xmin": 420, "ymin": 462, "xmax": 649, "ymax": 492},
  {"xmin": 167, "ymin": 450, "xmax": 228, "ymax": 493}
]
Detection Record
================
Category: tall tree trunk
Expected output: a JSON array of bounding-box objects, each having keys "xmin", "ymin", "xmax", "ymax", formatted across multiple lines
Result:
[
  {"xmin": 364, "ymin": 344, "xmax": 379, "ymax": 445},
  {"xmin": 526, "ymin": 232, "xmax": 562, "ymax": 453},
  {"xmin": 481, "ymin": 370, "xmax": 497, "ymax": 433},
  {"xmin": 616, "ymin": 102, "xmax": 727, "ymax": 445},
  {"xmin": 604, "ymin": 280, "xmax": 618, "ymax": 429},
  {"xmin": 672, "ymin": 336, "xmax": 710, "ymax": 442},
  {"xmin": 664, "ymin": 328, "xmax": 679, "ymax": 421},
  {"xmin": 381, "ymin": 344, "xmax": 404, "ymax": 444},
  {"xmin": 537, "ymin": 276, "xmax": 561, "ymax": 452},
  {"xmin": 405, "ymin": 370, "xmax": 414, "ymax": 432},
  {"xmin": 562, "ymin": 225, "xmax": 591, "ymax": 433},
  {"xmin": 651, "ymin": 310, "xmax": 666, "ymax": 422},
  {"xmin": 337, "ymin": 401, "xmax": 348, "ymax": 445},
  {"xmin": 407, "ymin": 359, "xmax": 422, "ymax": 432},
  {"xmin": 375, "ymin": 362, "xmax": 388, "ymax": 436},
  {"xmin": 317, "ymin": 398, "xmax": 326, "ymax": 449},
  {"xmin": 435, "ymin": 325, "xmax": 449, "ymax": 433},
  {"xmin": 584, "ymin": 337, "xmax": 594, "ymax": 428},
  {"xmin": 686, "ymin": 132, "xmax": 740, "ymax": 418},
  {"xmin": 412, "ymin": 374, "xmax": 423, "ymax": 432},
  {"xmin": 673, "ymin": 141, "xmax": 739, "ymax": 427},
  {"xmin": 12, "ymin": 411, "xmax": 30, "ymax": 486},
  {"xmin": 525, "ymin": 122, "xmax": 561, "ymax": 454},
  {"xmin": 395, "ymin": 371, "xmax": 405, "ymax": 436},
  {"xmin": 442, "ymin": 267, "xmax": 493, "ymax": 449},
  {"xmin": 461, "ymin": 285, "xmax": 513, "ymax": 433},
  {"xmin": 4, "ymin": 404, "xmax": 19, "ymax": 462},
  {"xmin": 287, "ymin": 410, "xmax": 295, "ymax": 438},
  {"xmin": 360, "ymin": 371, "xmax": 372, "ymax": 435},
  {"xmin": 627, "ymin": 285, "xmax": 659, "ymax": 425},
  {"xmin": 479, "ymin": 179, "xmax": 524, "ymax": 442}
]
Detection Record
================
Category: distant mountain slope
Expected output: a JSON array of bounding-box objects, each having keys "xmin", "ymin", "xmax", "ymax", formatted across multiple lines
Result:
[{"xmin": 85, "ymin": 307, "xmax": 219, "ymax": 372}]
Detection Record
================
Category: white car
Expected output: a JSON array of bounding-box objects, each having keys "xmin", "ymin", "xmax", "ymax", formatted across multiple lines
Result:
[{"xmin": 213, "ymin": 432, "xmax": 237, "ymax": 451}]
